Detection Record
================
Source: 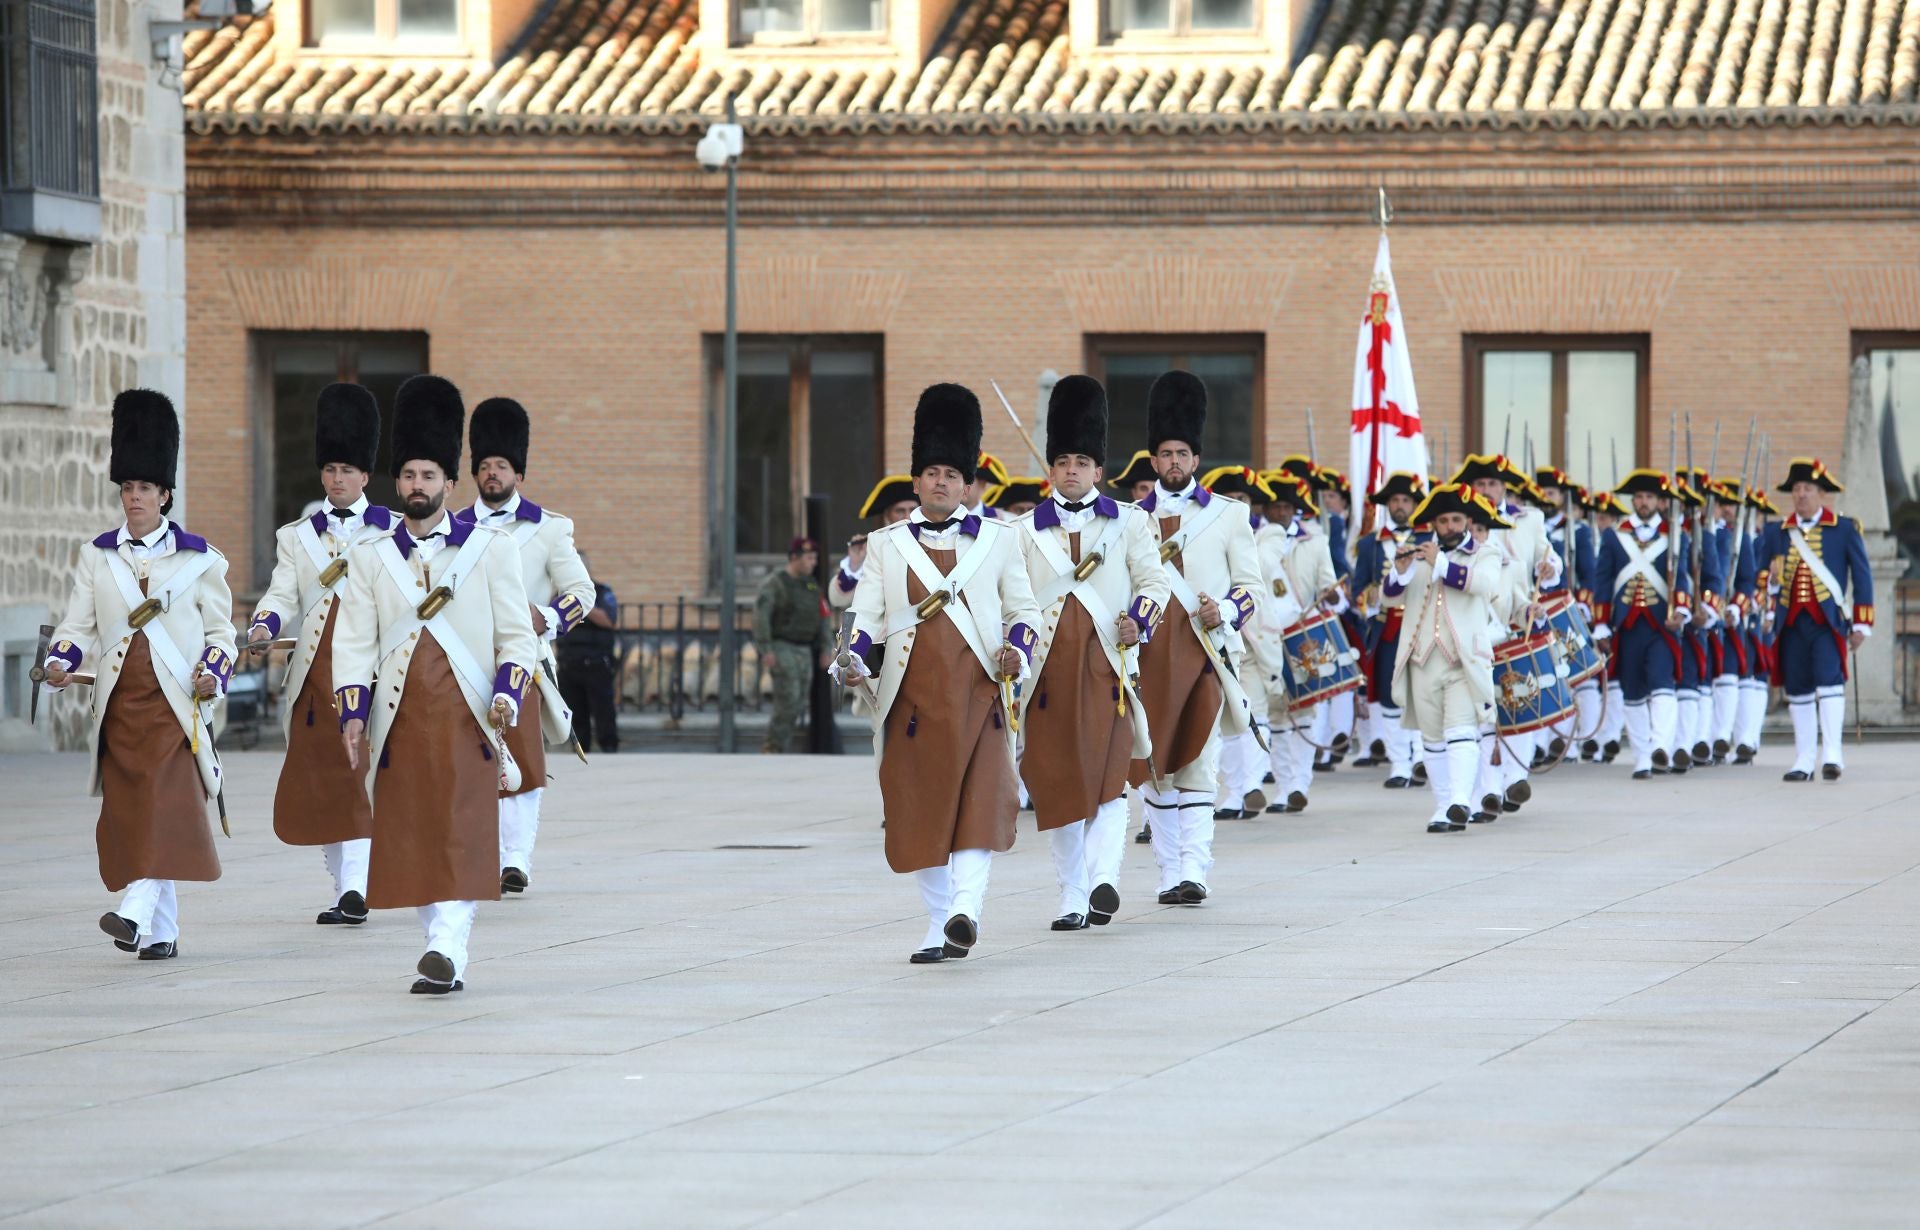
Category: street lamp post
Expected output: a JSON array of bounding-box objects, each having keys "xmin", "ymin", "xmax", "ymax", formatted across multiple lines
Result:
[{"xmin": 699, "ymin": 99, "xmax": 745, "ymax": 753}]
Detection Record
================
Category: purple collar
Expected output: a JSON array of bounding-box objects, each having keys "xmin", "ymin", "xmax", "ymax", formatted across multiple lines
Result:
[
  {"xmin": 393, "ymin": 516, "xmax": 474, "ymax": 560},
  {"xmin": 455, "ymin": 498, "xmax": 542, "ymax": 528},
  {"xmin": 1139, "ymin": 484, "xmax": 1210, "ymax": 514},
  {"xmin": 92, "ymin": 523, "xmax": 207, "ymax": 553},
  {"xmin": 311, "ymin": 504, "xmax": 392, "ymax": 536},
  {"xmin": 908, "ymin": 514, "xmax": 981, "ymax": 541},
  {"xmin": 1031, "ymin": 494, "xmax": 1118, "ymax": 531}
]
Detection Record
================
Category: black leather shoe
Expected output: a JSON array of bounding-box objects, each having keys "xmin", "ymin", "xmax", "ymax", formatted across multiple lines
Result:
[
  {"xmin": 1481, "ymin": 793, "xmax": 1501, "ymax": 814},
  {"xmin": 1651, "ymin": 749, "xmax": 1669, "ymax": 770},
  {"xmin": 1427, "ymin": 819, "xmax": 1458, "ymax": 833},
  {"xmin": 1312, "ymin": 761, "xmax": 1333, "ymax": 774},
  {"xmin": 1242, "ymin": 790, "xmax": 1267, "ymax": 813},
  {"xmin": 1735, "ymin": 745, "xmax": 1756, "ymax": 764},
  {"xmin": 1135, "ymin": 824, "xmax": 1153, "ymax": 844},
  {"xmin": 1158, "ymin": 887, "xmax": 1184, "ymax": 905},
  {"xmin": 1445, "ymin": 804, "xmax": 1471, "ymax": 826},
  {"xmin": 1673, "ymin": 749, "xmax": 1692, "ymax": 771},
  {"xmin": 1332, "ymin": 734, "xmax": 1350, "ymax": 754},
  {"xmin": 1507, "ymin": 780, "xmax": 1532, "ymax": 804},
  {"xmin": 316, "ymin": 907, "xmax": 363, "ymax": 925},
  {"xmin": 909, "ymin": 947, "xmax": 946, "ymax": 964},
  {"xmin": 138, "ymin": 941, "xmax": 177, "ymax": 960},
  {"xmin": 1530, "ymin": 749, "xmax": 1549, "ymax": 769},
  {"xmin": 943, "ymin": 915, "xmax": 978, "ymax": 950},
  {"xmin": 1713, "ymin": 738, "xmax": 1730, "ymax": 759},
  {"xmin": 1262, "ymin": 772, "xmax": 1275, "ymax": 784},
  {"xmin": 1603, "ymin": 740, "xmax": 1621, "ymax": 762},
  {"xmin": 1782, "ymin": 769, "xmax": 1811, "ymax": 782},
  {"xmin": 1412, "ymin": 764, "xmax": 1428, "ymax": 784},
  {"xmin": 941, "ymin": 943, "xmax": 968, "ymax": 959},
  {"xmin": 1692, "ymin": 742, "xmax": 1713, "ymax": 764},
  {"xmin": 1822, "ymin": 764, "xmax": 1843, "ymax": 781},
  {"xmin": 1089, "ymin": 884, "xmax": 1119, "ymax": 926},
  {"xmin": 1351, "ymin": 753, "xmax": 1379, "ymax": 767},
  {"xmin": 417, "ymin": 950, "xmax": 456, "ymax": 984},
  {"xmin": 1468, "ymin": 810, "xmax": 1497, "ymax": 824},
  {"xmin": 1382, "ymin": 776, "xmax": 1412, "ymax": 789},
  {"xmin": 337, "ymin": 890, "xmax": 368, "ymax": 920},
  {"xmin": 1369, "ymin": 739, "xmax": 1387, "ymax": 759},
  {"xmin": 100, "ymin": 913, "xmax": 138, "ymax": 949},
  {"xmin": 1213, "ymin": 807, "xmax": 1242, "ymax": 821},
  {"xmin": 1500, "ymin": 801, "xmax": 1521, "ymax": 813},
  {"xmin": 1052, "ymin": 914, "xmax": 1089, "ymax": 931},
  {"xmin": 500, "ymin": 867, "xmax": 528, "ymax": 894},
  {"xmin": 1178, "ymin": 881, "xmax": 1208, "ymax": 904},
  {"xmin": 410, "ymin": 978, "xmax": 464, "ymax": 995},
  {"xmin": 1581, "ymin": 739, "xmax": 1600, "ymax": 759},
  {"xmin": 1264, "ymin": 801, "xmax": 1291, "ymax": 814},
  {"xmin": 1287, "ymin": 790, "xmax": 1308, "ymax": 812},
  {"xmin": 1633, "ymin": 768, "xmax": 1652, "ymax": 779},
  {"xmin": 1548, "ymin": 737, "xmax": 1568, "ymax": 760}
]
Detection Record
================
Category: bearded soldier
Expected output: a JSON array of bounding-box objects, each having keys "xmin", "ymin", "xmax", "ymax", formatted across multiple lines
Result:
[
  {"xmin": 837, "ymin": 385, "xmax": 1042, "ymax": 964},
  {"xmin": 43, "ymin": 391, "xmax": 236, "ymax": 960},
  {"xmin": 1381, "ymin": 485, "xmax": 1507, "ymax": 833},
  {"xmin": 1250, "ymin": 475, "xmax": 1337, "ymax": 816},
  {"xmin": 249, "ymin": 384, "xmax": 390, "ymax": 926},
  {"xmin": 1592, "ymin": 470, "xmax": 1695, "ymax": 780},
  {"xmin": 1012, "ymin": 376, "xmax": 1167, "ymax": 931},
  {"xmin": 1127, "ymin": 371, "xmax": 1261, "ymax": 906},
  {"xmin": 454, "ymin": 399, "xmax": 592, "ymax": 896},
  {"xmin": 333, "ymin": 376, "xmax": 539, "ymax": 994},
  {"xmin": 1753, "ymin": 458, "xmax": 1873, "ymax": 782}
]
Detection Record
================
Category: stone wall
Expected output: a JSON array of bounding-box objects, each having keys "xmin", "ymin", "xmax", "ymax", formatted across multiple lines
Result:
[{"xmin": 0, "ymin": 0, "xmax": 187, "ymax": 751}]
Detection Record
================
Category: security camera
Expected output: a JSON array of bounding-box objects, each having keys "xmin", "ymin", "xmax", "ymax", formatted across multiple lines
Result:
[
  {"xmin": 695, "ymin": 123, "xmax": 743, "ymax": 171},
  {"xmin": 197, "ymin": 0, "xmax": 273, "ymax": 17}
]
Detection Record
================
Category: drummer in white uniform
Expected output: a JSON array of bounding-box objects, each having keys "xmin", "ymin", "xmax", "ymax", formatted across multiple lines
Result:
[{"xmin": 1251, "ymin": 475, "xmax": 1341, "ymax": 816}]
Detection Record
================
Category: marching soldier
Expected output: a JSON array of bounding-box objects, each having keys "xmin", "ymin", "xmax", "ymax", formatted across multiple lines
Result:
[
  {"xmin": 1201, "ymin": 467, "xmax": 1277, "ymax": 820},
  {"xmin": 1535, "ymin": 466, "xmax": 1598, "ymax": 760},
  {"xmin": 1753, "ymin": 458, "xmax": 1873, "ymax": 782},
  {"xmin": 1127, "ymin": 372, "xmax": 1261, "ymax": 906},
  {"xmin": 334, "ymin": 376, "xmax": 539, "ymax": 994},
  {"xmin": 455, "ymin": 399, "xmax": 593, "ymax": 896},
  {"xmin": 989, "ymin": 478, "xmax": 1047, "ymax": 518},
  {"xmin": 754, "ymin": 537, "xmax": 831, "ymax": 754},
  {"xmin": 1735, "ymin": 487, "xmax": 1782, "ymax": 762},
  {"xmin": 1591, "ymin": 470, "xmax": 1695, "ymax": 780},
  {"xmin": 967, "ymin": 452, "xmax": 1012, "ymax": 519},
  {"xmin": 1586, "ymin": 487, "xmax": 1631, "ymax": 761},
  {"xmin": 43, "ymin": 390, "xmax": 236, "ymax": 960},
  {"xmin": 1381, "ymin": 484, "xmax": 1506, "ymax": 833},
  {"xmin": 249, "ymin": 384, "xmax": 389, "ymax": 926},
  {"xmin": 837, "ymin": 385, "xmax": 1041, "ymax": 963},
  {"xmin": 1109, "ymin": 450, "xmax": 1159, "ymax": 505},
  {"xmin": 1012, "ymin": 376, "xmax": 1167, "ymax": 931},
  {"xmin": 1351, "ymin": 472, "xmax": 1428, "ymax": 787},
  {"xmin": 830, "ymin": 476, "xmax": 918, "ymax": 613},
  {"xmin": 1252, "ymin": 475, "xmax": 1339, "ymax": 815},
  {"xmin": 1707, "ymin": 477, "xmax": 1759, "ymax": 763},
  {"xmin": 1670, "ymin": 473, "xmax": 1727, "ymax": 772}
]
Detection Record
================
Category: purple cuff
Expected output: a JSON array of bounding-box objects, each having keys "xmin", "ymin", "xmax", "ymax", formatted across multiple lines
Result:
[
  {"xmin": 1128, "ymin": 596, "xmax": 1160, "ymax": 642},
  {"xmin": 335, "ymin": 683, "xmax": 371, "ymax": 726},
  {"xmin": 552, "ymin": 593, "xmax": 588, "ymax": 635},
  {"xmin": 1008, "ymin": 622, "xmax": 1038, "ymax": 663},
  {"xmin": 197, "ymin": 646, "xmax": 233, "ymax": 694},
  {"xmin": 494, "ymin": 662, "xmax": 532, "ymax": 706},
  {"xmin": 47, "ymin": 638, "xmax": 83, "ymax": 671},
  {"xmin": 251, "ymin": 611, "xmax": 283, "ymax": 638},
  {"xmin": 1225, "ymin": 587, "xmax": 1256, "ymax": 630},
  {"xmin": 836, "ymin": 567, "xmax": 859, "ymax": 593},
  {"xmin": 1442, "ymin": 561, "xmax": 1470, "ymax": 591},
  {"xmin": 849, "ymin": 630, "xmax": 874, "ymax": 657},
  {"xmin": 1382, "ymin": 575, "xmax": 1407, "ymax": 598}
]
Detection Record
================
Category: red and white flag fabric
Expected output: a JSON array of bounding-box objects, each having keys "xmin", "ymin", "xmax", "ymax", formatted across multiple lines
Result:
[{"xmin": 1349, "ymin": 233, "xmax": 1429, "ymax": 508}]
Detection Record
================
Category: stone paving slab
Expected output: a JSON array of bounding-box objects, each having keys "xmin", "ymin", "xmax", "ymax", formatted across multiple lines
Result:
[{"xmin": 1, "ymin": 746, "xmax": 1917, "ymax": 1228}]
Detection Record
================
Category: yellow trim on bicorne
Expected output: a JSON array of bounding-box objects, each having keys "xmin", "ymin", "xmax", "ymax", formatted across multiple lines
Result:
[
  {"xmin": 1854, "ymin": 604, "xmax": 1875, "ymax": 625},
  {"xmin": 977, "ymin": 452, "xmax": 1011, "ymax": 486},
  {"xmin": 858, "ymin": 475, "xmax": 916, "ymax": 519}
]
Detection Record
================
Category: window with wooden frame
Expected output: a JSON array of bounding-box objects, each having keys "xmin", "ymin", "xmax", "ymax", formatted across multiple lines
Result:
[
  {"xmin": 1085, "ymin": 334, "xmax": 1263, "ymax": 471},
  {"xmin": 735, "ymin": 0, "xmax": 884, "ymax": 43},
  {"xmin": 1465, "ymin": 335, "xmax": 1650, "ymax": 488},
  {"xmin": 1856, "ymin": 331, "xmax": 1920, "ymax": 582},
  {"xmin": 1104, "ymin": 0, "xmax": 1257, "ymax": 39},
  {"xmin": 250, "ymin": 331, "xmax": 429, "ymax": 589},
  {"xmin": 307, "ymin": 0, "xmax": 461, "ymax": 48},
  {"xmin": 705, "ymin": 334, "xmax": 885, "ymax": 590}
]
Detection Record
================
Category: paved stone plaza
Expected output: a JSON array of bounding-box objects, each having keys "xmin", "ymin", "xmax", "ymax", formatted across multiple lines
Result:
[{"xmin": 2, "ymin": 746, "xmax": 1917, "ymax": 1228}]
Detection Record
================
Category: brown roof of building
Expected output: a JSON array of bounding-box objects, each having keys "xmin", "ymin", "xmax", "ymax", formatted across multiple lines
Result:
[{"xmin": 182, "ymin": 0, "xmax": 1920, "ymax": 131}]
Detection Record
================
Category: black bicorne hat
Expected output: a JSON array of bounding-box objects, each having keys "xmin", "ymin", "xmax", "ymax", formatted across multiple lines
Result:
[
  {"xmin": 1146, "ymin": 370, "xmax": 1206, "ymax": 455},
  {"xmin": 1107, "ymin": 450, "xmax": 1156, "ymax": 493},
  {"xmin": 390, "ymin": 375, "xmax": 465, "ymax": 479},
  {"xmin": 1776, "ymin": 457, "xmax": 1843, "ymax": 494},
  {"xmin": 1368, "ymin": 471, "xmax": 1426, "ymax": 506},
  {"xmin": 315, "ymin": 383, "xmax": 380, "ymax": 474},
  {"xmin": 109, "ymin": 389, "xmax": 180, "ymax": 489},
  {"xmin": 1045, "ymin": 375, "xmax": 1108, "ymax": 467},
  {"xmin": 910, "ymin": 384, "xmax": 982, "ymax": 483}
]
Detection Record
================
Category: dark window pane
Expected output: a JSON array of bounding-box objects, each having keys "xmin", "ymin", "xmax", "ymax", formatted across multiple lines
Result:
[
  {"xmin": 397, "ymin": 0, "xmax": 458, "ymax": 37},
  {"xmin": 740, "ymin": 0, "xmax": 803, "ymax": 35},
  {"xmin": 1191, "ymin": 0, "xmax": 1254, "ymax": 28},
  {"xmin": 1111, "ymin": 0, "xmax": 1171, "ymax": 30},
  {"xmin": 1098, "ymin": 346, "xmax": 1257, "ymax": 475},
  {"xmin": 808, "ymin": 347, "xmax": 879, "ymax": 553},
  {"xmin": 311, "ymin": 0, "xmax": 375, "ymax": 41},
  {"xmin": 819, "ymin": 0, "xmax": 881, "ymax": 32},
  {"xmin": 270, "ymin": 343, "xmax": 341, "ymax": 533},
  {"xmin": 735, "ymin": 346, "xmax": 795, "ymax": 556},
  {"xmin": 1101, "ymin": 352, "xmax": 1171, "ymax": 467}
]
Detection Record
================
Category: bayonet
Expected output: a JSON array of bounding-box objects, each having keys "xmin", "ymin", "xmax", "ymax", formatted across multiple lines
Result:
[
  {"xmin": 1305, "ymin": 406, "xmax": 1320, "ymax": 462},
  {"xmin": 989, "ymin": 380, "xmax": 1050, "ymax": 470}
]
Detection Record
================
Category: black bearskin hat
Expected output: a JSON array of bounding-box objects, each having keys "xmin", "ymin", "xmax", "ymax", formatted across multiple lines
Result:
[
  {"xmin": 910, "ymin": 384, "xmax": 982, "ymax": 483},
  {"xmin": 1045, "ymin": 375, "xmax": 1108, "ymax": 467},
  {"xmin": 315, "ymin": 383, "xmax": 380, "ymax": 474},
  {"xmin": 109, "ymin": 389, "xmax": 180, "ymax": 489},
  {"xmin": 470, "ymin": 397, "xmax": 531, "ymax": 476},
  {"xmin": 389, "ymin": 374, "xmax": 465, "ymax": 479},
  {"xmin": 1146, "ymin": 370, "xmax": 1206, "ymax": 455}
]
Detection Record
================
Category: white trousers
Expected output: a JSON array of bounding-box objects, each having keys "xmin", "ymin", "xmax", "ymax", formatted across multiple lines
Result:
[
  {"xmin": 1144, "ymin": 785, "xmax": 1215, "ymax": 892},
  {"xmin": 1422, "ymin": 725, "xmax": 1482, "ymax": 818},
  {"xmin": 1737, "ymin": 678, "xmax": 1768, "ymax": 752},
  {"xmin": 912, "ymin": 849, "xmax": 992, "ymax": 948},
  {"xmin": 1569, "ymin": 679, "xmax": 1602, "ymax": 751},
  {"xmin": 1047, "ymin": 796, "xmax": 1129, "ymax": 916},
  {"xmin": 1327, "ymin": 690, "xmax": 1354, "ymax": 747},
  {"xmin": 322, "ymin": 838, "xmax": 371, "ymax": 905},
  {"xmin": 118, "ymin": 878, "xmax": 179, "ymax": 945},
  {"xmin": 1215, "ymin": 730, "xmax": 1262, "ymax": 808},
  {"xmin": 418, "ymin": 899, "xmax": 478, "ymax": 981},
  {"xmin": 1626, "ymin": 690, "xmax": 1679, "ymax": 772},
  {"xmin": 1600, "ymin": 680, "xmax": 1626, "ymax": 748},
  {"xmin": 1376, "ymin": 705, "xmax": 1417, "ymax": 778},
  {"xmin": 1789, "ymin": 686, "xmax": 1849, "ymax": 772},
  {"xmin": 1711, "ymin": 674, "xmax": 1740, "ymax": 749},
  {"xmin": 499, "ymin": 786, "xmax": 544, "ymax": 873},
  {"xmin": 1270, "ymin": 703, "xmax": 1320, "ymax": 799}
]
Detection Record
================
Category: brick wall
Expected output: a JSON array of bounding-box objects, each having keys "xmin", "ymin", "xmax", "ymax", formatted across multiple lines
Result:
[{"xmin": 185, "ymin": 217, "xmax": 1920, "ymax": 608}]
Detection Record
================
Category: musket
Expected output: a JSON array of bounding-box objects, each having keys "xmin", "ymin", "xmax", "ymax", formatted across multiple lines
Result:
[
  {"xmin": 1686, "ymin": 413, "xmax": 1704, "ymax": 603},
  {"xmin": 1611, "ymin": 438, "xmax": 1620, "ymax": 487},
  {"xmin": 989, "ymin": 380, "xmax": 1050, "ymax": 471},
  {"xmin": 1666, "ymin": 416, "xmax": 1682, "ymax": 598},
  {"xmin": 1305, "ymin": 406, "xmax": 1320, "ymax": 464},
  {"xmin": 1503, "ymin": 413, "xmax": 1512, "ymax": 459}
]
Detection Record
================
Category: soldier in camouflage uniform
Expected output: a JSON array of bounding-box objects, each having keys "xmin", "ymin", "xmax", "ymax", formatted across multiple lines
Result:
[{"xmin": 755, "ymin": 536, "xmax": 830, "ymax": 753}]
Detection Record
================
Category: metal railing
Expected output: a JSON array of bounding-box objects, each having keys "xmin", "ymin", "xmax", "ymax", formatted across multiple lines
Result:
[{"xmin": 611, "ymin": 598, "xmax": 848, "ymax": 723}]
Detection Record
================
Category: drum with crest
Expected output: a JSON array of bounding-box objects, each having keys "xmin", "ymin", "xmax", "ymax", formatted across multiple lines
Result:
[
  {"xmin": 1493, "ymin": 631, "xmax": 1575, "ymax": 735},
  {"xmin": 1280, "ymin": 610, "xmax": 1362, "ymax": 710},
  {"xmin": 1539, "ymin": 590, "xmax": 1603, "ymax": 687}
]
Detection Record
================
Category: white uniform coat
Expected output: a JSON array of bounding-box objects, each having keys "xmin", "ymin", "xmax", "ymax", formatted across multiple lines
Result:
[
  {"xmin": 1136, "ymin": 485, "xmax": 1264, "ymax": 736},
  {"xmin": 49, "ymin": 522, "xmax": 238, "ymax": 798},
  {"xmin": 1385, "ymin": 537, "xmax": 1506, "ymax": 715},
  {"xmin": 1249, "ymin": 522, "xmax": 1338, "ymax": 708},
  {"xmin": 457, "ymin": 495, "xmax": 592, "ymax": 746}
]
